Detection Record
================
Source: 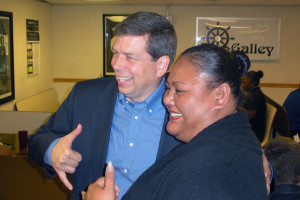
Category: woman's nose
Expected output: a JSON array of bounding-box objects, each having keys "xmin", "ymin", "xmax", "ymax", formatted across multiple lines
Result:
[{"xmin": 163, "ymin": 90, "xmax": 174, "ymax": 108}]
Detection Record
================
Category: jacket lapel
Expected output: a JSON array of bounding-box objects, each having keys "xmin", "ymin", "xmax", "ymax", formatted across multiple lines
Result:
[{"xmin": 90, "ymin": 79, "xmax": 118, "ymax": 179}]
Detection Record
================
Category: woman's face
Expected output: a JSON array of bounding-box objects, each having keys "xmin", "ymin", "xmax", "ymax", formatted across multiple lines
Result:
[
  {"xmin": 241, "ymin": 76, "xmax": 253, "ymax": 92},
  {"xmin": 164, "ymin": 57, "xmax": 216, "ymax": 142}
]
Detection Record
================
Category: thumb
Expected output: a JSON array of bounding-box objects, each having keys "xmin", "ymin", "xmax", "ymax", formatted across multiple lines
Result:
[
  {"xmin": 104, "ymin": 161, "xmax": 115, "ymax": 190},
  {"xmin": 66, "ymin": 124, "xmax": 82, "ymax": 146}
]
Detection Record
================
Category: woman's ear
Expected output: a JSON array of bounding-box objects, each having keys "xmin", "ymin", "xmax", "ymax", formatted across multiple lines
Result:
[
  {"xmin": 157, "ymin": 56, "xmax": 170, "ymax": 77},
  {"xmin": 213, "ymin": 83, "xmax": 231, "ymax": 110}
]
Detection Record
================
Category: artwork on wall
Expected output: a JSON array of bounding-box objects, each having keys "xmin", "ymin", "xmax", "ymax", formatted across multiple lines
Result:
[
  {"xmin": 103, "ymin": 14, "xmax": 128, "ymax": 77},
  {"xmin": 0, "ymin": 11, "xmax": 14, "ymax": 105},
  {"xmin": 26, "ymin": 19, "xmax": 40, "ymax": 76},
  {"xmin": 196, "ymin": 17, "xmax": 281, "ymax": 61}
]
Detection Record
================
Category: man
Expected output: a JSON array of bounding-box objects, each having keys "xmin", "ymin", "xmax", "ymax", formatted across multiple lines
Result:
[
  {"xmin": 263, "ymin": 137, "xmax": 300, "ymax": 200},
  {"xmin": 28, "ymin": 11, "xmax": 179, "ymax": 200}
]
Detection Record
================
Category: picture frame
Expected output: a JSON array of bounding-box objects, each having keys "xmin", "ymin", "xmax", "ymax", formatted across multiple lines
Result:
[
  {"xmin": 0, "ymin": 11, "xmax": 14, "ymax": 105},
  {"xmin": 103, "ymin": 14, "xmax": 128, "ymax": 77}
]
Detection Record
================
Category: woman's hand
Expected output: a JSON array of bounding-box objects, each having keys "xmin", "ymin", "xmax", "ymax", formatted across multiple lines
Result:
[{"xmin": 82, "ymin": 161, "xmax": 120, "ymax": 200}]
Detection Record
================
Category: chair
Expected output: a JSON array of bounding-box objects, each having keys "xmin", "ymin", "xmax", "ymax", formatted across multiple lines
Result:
[
  {"xmin": 261, "ymin": 102, "xmax": 277, "ymax": 146},
  {"xmin": 15, "ymin": 88, "xmax": 59, "ymax": 113},
  {"xmin": 265, "ymin": 95, "xmax": 290, "ymax": 138}
]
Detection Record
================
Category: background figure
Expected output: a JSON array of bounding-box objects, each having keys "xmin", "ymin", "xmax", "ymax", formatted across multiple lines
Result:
[
  {"xmin": 28, "ymin": 11, "xmax": 179, "ymax": 200},
  {"xmin": 85, "ymin": 44, "xmax": 268, "ymax": 200},
  {"xmin": 283, "ymin": 88, "xmax": 300, "ymax": 138},
  {"xmin": 263, "ymin": 137, "xmax": 300, "ymax": 200},
  {"xmin": 240, "ymin": 70, "xmax": 267, "ymax": 142}
]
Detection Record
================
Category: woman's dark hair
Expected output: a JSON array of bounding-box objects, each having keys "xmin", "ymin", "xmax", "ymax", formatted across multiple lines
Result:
[
  {"xmin": 245, "ymin": 70, "xmax": 264, "ymax": 86},
  {"xmin": 180, "ymin": 44, "xmax": 250, "ymax": 104},
  {"xmin": 114, "ymin": 12, "xmax": 177, "ymax": 68}
]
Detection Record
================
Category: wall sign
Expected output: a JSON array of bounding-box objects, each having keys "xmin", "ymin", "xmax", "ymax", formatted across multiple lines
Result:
[
  {"xmin": 26, "ymin": 19, "xmax": 40, "ymax": 76},
  {"xmin": 196, "ymin": 18, "xmax": 281, "ymax": 60}
]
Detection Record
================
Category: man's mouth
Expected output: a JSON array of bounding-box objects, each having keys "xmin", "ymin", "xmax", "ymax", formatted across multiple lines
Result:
[{"xmin": 116, "ymin": 76, "xmax": 133, "ymax": 82}]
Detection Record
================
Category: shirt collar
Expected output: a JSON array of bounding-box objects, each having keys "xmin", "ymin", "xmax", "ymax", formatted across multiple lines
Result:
[{"xmin": 117, "ymin": 76, "xmax": 166, "ymax": 116}]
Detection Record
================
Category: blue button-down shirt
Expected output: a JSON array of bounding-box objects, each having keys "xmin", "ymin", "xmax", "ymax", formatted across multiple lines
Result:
[{"xmin": 106, "ymin": 77, "xmax": 166, "ymax": 199}]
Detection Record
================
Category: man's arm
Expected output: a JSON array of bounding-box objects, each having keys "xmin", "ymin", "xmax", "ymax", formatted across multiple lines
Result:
[
  {"xmin": 28, "ymin": 83, "xmax": 79, "ymax": 170},
  {"xmin": 28, "ymin": 84, "xmax": 83, "ymax": 190}
]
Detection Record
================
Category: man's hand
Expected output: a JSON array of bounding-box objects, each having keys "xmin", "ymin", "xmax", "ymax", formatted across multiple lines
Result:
[
  {"xmin": 52, "ymin": 124, "xmax": 83, "ymax": 190},
  {"xmin": 82, "ymin": 161, "xmax": 120, "ymax": 200}
]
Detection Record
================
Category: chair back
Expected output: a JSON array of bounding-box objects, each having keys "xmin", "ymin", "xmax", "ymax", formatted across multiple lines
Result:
[{"xmin": 261, "ymin": 102, "xmax": 277, "ymax": 146}]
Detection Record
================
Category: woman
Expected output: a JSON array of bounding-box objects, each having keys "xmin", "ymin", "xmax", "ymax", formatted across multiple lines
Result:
[
  {"xmin": 84, "ymin": 44, "xmax": 268, "ymax": 199},
  {"xmin": 240, "ymin": 70, "xmax": 267, "ymax": 142}
]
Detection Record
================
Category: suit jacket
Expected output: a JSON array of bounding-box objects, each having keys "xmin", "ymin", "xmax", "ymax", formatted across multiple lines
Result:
[{"xmin": 28, "ymin": 77, "xmax": 180, "ymax": 200}]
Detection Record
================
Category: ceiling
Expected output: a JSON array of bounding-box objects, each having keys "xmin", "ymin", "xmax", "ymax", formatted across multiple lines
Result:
[{"xmin": 39, "ymin": 0, "xmax": 300, "ymax": 6}]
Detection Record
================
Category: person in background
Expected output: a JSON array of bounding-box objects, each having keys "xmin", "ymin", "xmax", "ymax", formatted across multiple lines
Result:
[
  {"xmin": 263, "ymin": 137, "xmax": 300, "ymax": 200},
  {"xmin": 283, "ymin": 88, "xmax": 300, "ymax": 139},
  {"xmin": 240, "ymin": 70, "xmax": 267, "ymax": 142},
  {"xmin": 28, "ymin": 11, "xmax": 179, "ymax": 200},
  {"xmin": 83, "ymin": 44, "xmax": 268, "ymax": 200}
]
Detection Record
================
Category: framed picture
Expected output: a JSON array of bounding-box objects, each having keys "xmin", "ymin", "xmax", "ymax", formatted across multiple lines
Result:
[
  {"xmin": 0, "ymin": 11, "xmax": 14, "ymax": 105},
  {"xmin": 103, "ymin": 14, "xmax": 128, "ymax": 77}
]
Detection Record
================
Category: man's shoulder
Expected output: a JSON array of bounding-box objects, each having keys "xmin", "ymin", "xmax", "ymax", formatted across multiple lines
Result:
[{"xmin": 76, "ymin": 77, "xmax": 117, "ymax": 91}]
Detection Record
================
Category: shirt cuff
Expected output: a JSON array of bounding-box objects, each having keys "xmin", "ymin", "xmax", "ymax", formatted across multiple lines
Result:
[{"xmin": 44, "ymin": 138, "xmax": 61, "ymax": 166}]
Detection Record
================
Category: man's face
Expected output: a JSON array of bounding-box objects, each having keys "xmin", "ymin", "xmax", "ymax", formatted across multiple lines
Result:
[{"xmin": 111, "ymin": 35, "xmax": 162, "ymax": 102}]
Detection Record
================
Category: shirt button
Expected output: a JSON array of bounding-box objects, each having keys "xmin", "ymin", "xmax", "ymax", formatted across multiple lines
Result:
[
  {"xmin": 122, "ymin": 105, "xmax": 125, "ymax": 108},
  {"xmin": 124, "ymin": 169, "xmax": 128, "ymax": 173},
  {"xmin": 130, "ymin": 142, "xmax": 133, "ymax": 147},
  {"xmin": 134, "ymin": 115, "xmax": 138, "ymax": 120},
  {"xmin": 126, "ymin": 101, "xmax": 129, "ymax": 104},
  {"xmin": 149, "ymin": 109, "xmax": 152, "ymax": 113}
]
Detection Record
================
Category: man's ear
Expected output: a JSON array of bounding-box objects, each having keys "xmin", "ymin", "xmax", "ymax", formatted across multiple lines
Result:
[
  {"xmin": 213, "ymin": 83, "xmax": 231, "ymax": 110},
  {"xmin": 156, "ymin": 56, "xmax": 170, "ymax": 77}
]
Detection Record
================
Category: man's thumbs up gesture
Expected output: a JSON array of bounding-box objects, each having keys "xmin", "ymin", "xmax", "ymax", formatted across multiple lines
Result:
[{"xmin": 52, "ymin": 124, "xmax": 83, "ymax": 190}]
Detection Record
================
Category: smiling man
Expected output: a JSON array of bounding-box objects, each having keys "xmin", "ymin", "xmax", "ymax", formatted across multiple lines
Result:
[{"xmin": 28, "ymin": 12, "xmax": 179, "ymax": 200}]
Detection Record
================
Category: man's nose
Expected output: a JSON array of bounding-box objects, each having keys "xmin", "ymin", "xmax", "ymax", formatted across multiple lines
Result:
[{"xmin": 111, "ymin": 54, "xmax": 124, "ymax": 71}]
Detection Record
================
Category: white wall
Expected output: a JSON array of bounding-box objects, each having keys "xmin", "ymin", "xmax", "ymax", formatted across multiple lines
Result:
[
  {"xmin": 0, "ymin": 2, "xmax": 299, "ymax": 109},
  {"xmin": 52, "ymin": 5, "xmax": 299, "ymax": 104},
  {"xmin": 0, "ymin": 0, "xmax": 52, "ymax": 110},
  {"xmin": 170, "ymin": 6, "xmax": 300, "ymax": 104}
]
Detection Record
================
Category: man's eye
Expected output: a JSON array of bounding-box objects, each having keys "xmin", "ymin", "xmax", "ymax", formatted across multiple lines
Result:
[
  {"xmin": 175, "ymin": 89, "xmax": 183, "ymax": 93},
  {"xmin": 127, "ymin": 56, "xmax": 137, "ymax": 60}
]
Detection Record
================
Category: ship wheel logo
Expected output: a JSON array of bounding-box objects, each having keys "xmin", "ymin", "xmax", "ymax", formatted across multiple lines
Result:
[{"xmin": 201, "ymin": 21, "xmax": 235, "ymax": 48}]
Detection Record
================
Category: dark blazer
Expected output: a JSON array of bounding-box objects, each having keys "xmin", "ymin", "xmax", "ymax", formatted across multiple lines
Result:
[
  {"xmin": 123, "ymin": 111, "xmax": 268, "ymax": 200},
  {"xmin": 28, "ymin": 77, "xmax": 179, "ymax": 200}
]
